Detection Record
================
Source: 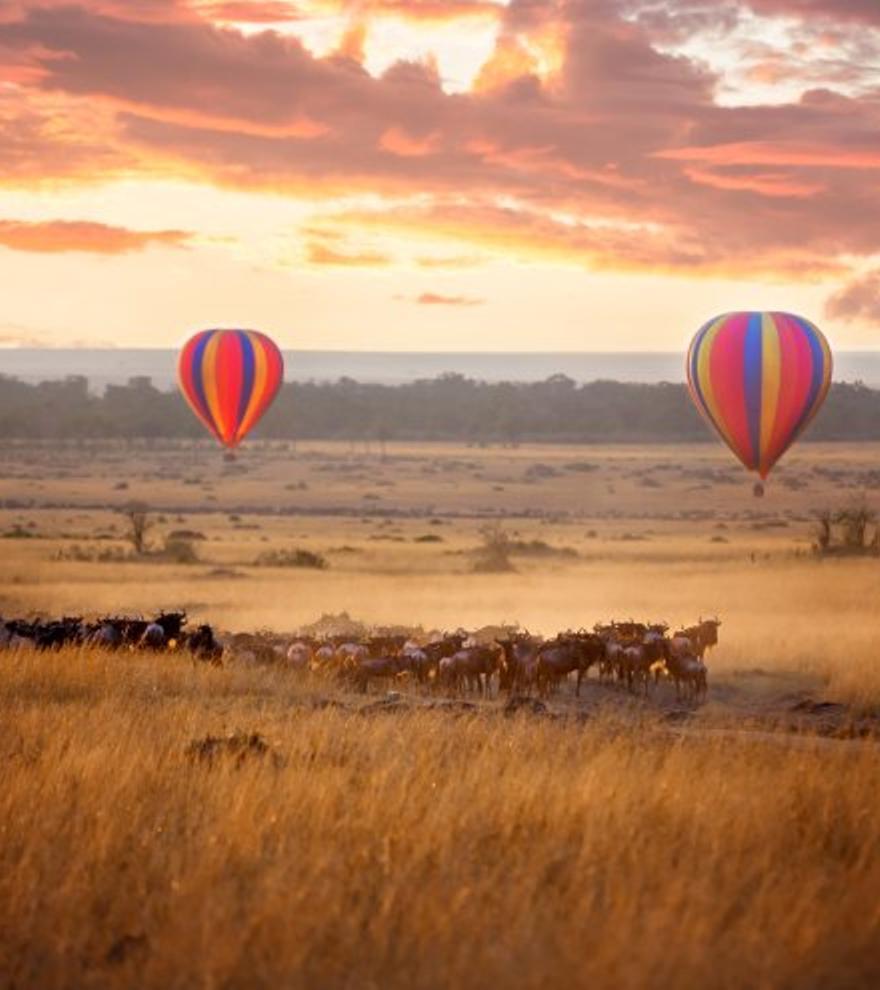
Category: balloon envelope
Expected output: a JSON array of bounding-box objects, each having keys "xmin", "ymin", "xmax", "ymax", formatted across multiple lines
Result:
[
  {"xmin": 687, "ymin": 312, "xmax": 832, "ymax": 479},
  {"xmin": 178, "ymin": 329, "xmax": 284, "ymax": 448}
]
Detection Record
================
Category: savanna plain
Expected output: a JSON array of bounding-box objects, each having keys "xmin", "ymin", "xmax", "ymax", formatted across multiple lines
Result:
[{"xmin": 1, "ymin": 439, "xmax": 879, "ymax": 989}]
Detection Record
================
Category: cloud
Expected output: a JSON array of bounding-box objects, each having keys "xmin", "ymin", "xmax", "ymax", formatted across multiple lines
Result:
[
  {"xmin": 379, "ymin": 126, "xmax": 440, "ymax": 157},
  {"xmin": 1, "ymin": 0, "xmax": 880, "ymax": 281},
  {"xmin": 654, "ymin": 142, "xmax": 880, "ymax": 170},
  {"xmin": 416, "ymin": 254, "xmax": 483, "ymax": 268},
  {"xmin": 0, "ymin": 323, "xmax": 47, "ymax": 346},
  {"xmin": 306, "ymin": 242, "xmax": 391, "ymax": 265},
  {"xmin": 744, "ymin": 0, "xmax": 880, "ymax": 26},
  {"xmin": 414, "ymin": 291, "xmax": 484, "ymax": 305},
  {"xmin": 304, "ymin": 1, "xmax": 503, "ymax": 24},
  {"xmin": 332, "ymin": 200, "xmax": 845, "ymax": 277},
  {"xmin": 826, "ymin": 270, "xmax": 880, "ymax": 326},
  {"xmin": 195, "ymin": 2, "xmax": 303, "ymax": 23},
  {"xmin": 0, "ymin": 219, "xmax": 190, "ymax": 253}
]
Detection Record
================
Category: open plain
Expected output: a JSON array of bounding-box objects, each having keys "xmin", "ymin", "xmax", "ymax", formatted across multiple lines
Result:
[{"xmin": 1, "ymin": 439, "xmax": 879, "ymax": 988}]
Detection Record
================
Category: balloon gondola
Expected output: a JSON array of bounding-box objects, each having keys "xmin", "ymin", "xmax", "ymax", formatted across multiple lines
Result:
[
  {"xmin": 178, "ymin": 329, "xmax": 284, "ymax": 453},
  {"xmin": 687, "ymin": 312, "xmax": 832, "ymax": 494}
]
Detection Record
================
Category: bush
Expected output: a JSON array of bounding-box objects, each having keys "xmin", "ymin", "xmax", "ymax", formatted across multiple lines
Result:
[
  {"xmin": 507, "ymin": 539, "xmax": 578, "ymax": 559},
  {"xmin": 52, "ymin": 544, "xmax": 128, "ymax": 563},
  {"xmin": 255, "ymin": 548, "xmax": 329, "ymax": 570},
  {"xmin": 2, "ymin": 525, "xmax": 37, "ymax": 539},
  {"xmin": 471, "ymin": 523, "xmax": 516, "ymax": 574},
  {"xmin": 161, "ymin": 537, "xmax": 200, "ymax": 564},
  {"xmin": 812, "ymin": 500, "xmax": 879, "ymax": 557}
]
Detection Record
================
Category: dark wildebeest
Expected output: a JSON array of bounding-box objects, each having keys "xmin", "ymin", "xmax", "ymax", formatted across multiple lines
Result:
[
  {"xmin": 439, "ymin": 644, "xmax": 502, "ymax": 696},
  {"xmin": 667, "ymin": 651, "xmax": 707, "ymax": 701},
  {"xmin": 86, "ymin": 618, "xmax": 123, "ymax": 650},
  {"xmin": 676, "ymin": 618, "xmax": 721, "ymax": 660},
  {"xmin": 185, "ymin": 624, "xmax": 224, "ymax": 666},
  {"xmin": 496, "ymin": 634, "xmax": 542, "ymax": 696},
  {"xmin": 2, "ymin": 619, "xmax": 39, "ymax": 651},
  {"xmin": 400, "ymin": 644, "xmax": 431, "ymax": 684},
  {"xmin": 667, "ymin": 635, "xmax": 710, "ymax": 701},
  {"xmin": 535, "ymin": 632, "xmax": 605, "ymax": 697},
  {"xmin": 620, "ymin": 629, "xmax": 669, "ymax": 696},
  {"xmin": 367, "ymin": 634, "xmax": 407, "ymax": 657},
  {"xmin": 420, "ymin": 633, "xmax": 466, "ymax": 685},
  {"xmin": 25, "ymin": 617, "xmax": 83, "ymax": 651},
  {"xmin": 351, "ymin": 655, "xmax": 408, "ymax": 693}
]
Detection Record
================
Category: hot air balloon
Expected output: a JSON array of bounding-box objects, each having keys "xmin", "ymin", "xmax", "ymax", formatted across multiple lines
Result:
[
  {"xmin": 687, "ymin": 312, "xmax": 832, "ymax": 494},
  {"xmin": 178, "ymin": 329, "xmax": 284, "ymax": 450}
]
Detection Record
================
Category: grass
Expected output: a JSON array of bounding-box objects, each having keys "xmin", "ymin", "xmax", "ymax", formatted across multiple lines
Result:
[
  {"xmin": 0, "ymin": 650, "xmax": 878, "ymax": 989},
  {"xmin": 2, "ymin": 440, "xmax": 880, "ymax": 986}
]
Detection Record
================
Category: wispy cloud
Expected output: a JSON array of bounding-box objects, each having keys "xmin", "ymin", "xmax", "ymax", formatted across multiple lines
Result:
[
  {"xmin": 306, "ymin": 242, "xmax": 391, "ymax": 266},
  {"xmin": 0, "ymin": 219, "xmax": 190, "ymax": 253},
  {"xmin": 415, "ymin": 292, "xmax": 484, "ymax": 306},
  {"xmin": 826, "ymin": 270, "xmax": 880, "ymax": 326}
]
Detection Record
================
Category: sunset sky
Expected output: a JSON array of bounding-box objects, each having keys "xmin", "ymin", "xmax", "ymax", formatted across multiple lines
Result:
[{"xmin": 1, "ymin": 0, "xmax": 879, "ymax": 352}]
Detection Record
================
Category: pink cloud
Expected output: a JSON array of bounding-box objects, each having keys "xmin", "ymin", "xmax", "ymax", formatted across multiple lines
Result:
[
  {"xmin": 415, "ymin": 292, "xmax": 484, "ymax": 305},
  {"xmin": 0, "ymin": 0, "xmax": 878, "ymax": 282},
  {"xmin": 0, "ymin": 218, "xmax": 190, "ymax": 253},
  {"xmin": 826, "ymin": 270, "xmax": 880, "ymax": 326},
  {"xmin": 306, "ymin": 242, "xmax": 391, "ymax": 266}
]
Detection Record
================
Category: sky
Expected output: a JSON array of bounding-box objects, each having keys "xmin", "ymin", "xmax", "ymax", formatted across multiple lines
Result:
[{"xmin": 0, "ymin": 0, "xmax": 879, "ymax": 352}]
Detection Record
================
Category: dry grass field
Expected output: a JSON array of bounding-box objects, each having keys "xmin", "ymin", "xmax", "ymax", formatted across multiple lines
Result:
[{"xmin": 2, "ymin": 439, "xmax": 880, "ymax": 987}]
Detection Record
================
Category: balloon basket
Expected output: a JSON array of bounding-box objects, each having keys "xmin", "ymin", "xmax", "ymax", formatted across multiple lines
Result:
[
  {"xmin": 753, "ymin": 481, "xmax": 765, "ymax": 498},
  {"xmin": 223, "ymin": 450, "xmax": 237, "ymax": 463}
]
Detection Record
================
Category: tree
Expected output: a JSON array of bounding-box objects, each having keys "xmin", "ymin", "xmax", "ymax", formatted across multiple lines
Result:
[
  {"xmin": 120, "ymin": 501, "xmax": 154, "ymax": 555},
  {"xmin": 472, "ymin": 522, "xmax": 516, "ymax": 573},
  {"xmin": 836, "ymin": 497, "xmax": 877, "ymax": 551},
  {"xmin": 813, "ymin": 509, "xmax": 833, "ymax": 553}
]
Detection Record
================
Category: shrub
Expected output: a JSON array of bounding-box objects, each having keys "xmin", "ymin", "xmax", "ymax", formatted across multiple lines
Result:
[
  {"xmin": 161, "ymin": 537, "xmax": 200, "ymax": 565},
  {"xmin": 255, "ymin": 548, "xmax": 328, "ymax": 570},
  {"xmin": 471, "ymin": 523, "xmax": 516, "ymax": 573}
]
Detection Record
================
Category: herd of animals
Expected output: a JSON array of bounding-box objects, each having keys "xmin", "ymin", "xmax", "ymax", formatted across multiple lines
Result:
[
  {"xmin": 1, "ymin": 611, "xmax": 719, "ymax": 703},
  {"xmin": 273, "ymin": 619, "xmax": 718, "ymax": 702},
  {"xmin": 0, "ymin": 612, "xmax": 223, "ymax": 665}
]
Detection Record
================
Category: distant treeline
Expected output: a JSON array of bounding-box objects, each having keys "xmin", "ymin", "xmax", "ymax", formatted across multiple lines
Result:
[{"xmin": 1, "ymin": 372, "xmax": 879, "ymax": 443}]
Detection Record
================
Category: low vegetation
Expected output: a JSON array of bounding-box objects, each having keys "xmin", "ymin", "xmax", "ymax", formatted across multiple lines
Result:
[
  {"xmin": 471, "ymin": 522, "xmax": 516, "ymax": 573},
  {"xmin": 0, "ymin": 649, "xmax": 878, "ymax": 989},
  {"xmin": 255, "ymin": 548, "xmax": 329, "ymax": 570},
  {"xmin": 813, "ymin": 499, "xmax": 879, "ymax": 557}
]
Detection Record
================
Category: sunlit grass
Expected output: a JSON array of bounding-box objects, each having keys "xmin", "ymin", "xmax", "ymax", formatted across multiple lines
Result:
[{"xmin": 1, "ymin": 649, "xmax": 878, "ymax": 989}]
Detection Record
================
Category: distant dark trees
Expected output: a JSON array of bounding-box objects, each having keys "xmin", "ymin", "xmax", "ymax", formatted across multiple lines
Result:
[{"xmin": 2, "ymin": 372, "xmax": 880, "ymax": 444}]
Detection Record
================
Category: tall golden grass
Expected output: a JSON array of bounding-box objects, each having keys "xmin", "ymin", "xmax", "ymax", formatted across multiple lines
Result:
[{"xmin": 1, "ymin": 649, "xmax": 879, "ymax": 989}]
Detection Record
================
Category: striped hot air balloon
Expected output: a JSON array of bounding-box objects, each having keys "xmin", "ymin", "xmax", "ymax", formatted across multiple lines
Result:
[
  {"xmin": 178, "ymin": 329, "xmax": 284, "ymax": 449},
  {"xmin": 687, "ymin": 313, "xmax": 832, "ymax": 487}
]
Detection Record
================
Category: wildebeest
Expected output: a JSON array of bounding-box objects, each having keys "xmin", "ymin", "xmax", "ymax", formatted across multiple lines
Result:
[
  {"xmin": 619, "ymin": 630, "xmax": 669, "ymax": 696},
  {"xmin": 351, "ymin": 655, "xmax": 409, "ymax": 693},
  {"xmin": 85, "ymin": 618, "xmax": 123, "ymax": 650},
  {"xmin": 496, "ymin": 634, "xmax": 542, "ymax": 695},
  {"xmin": 140, "ymin": 622, "xmax": 166, "ymax": 650},
  {"xmin": 665, "ymin": 650, "xmax": 707, "ymax": 701},
  {"xmin": 438, "ymin": 644, "xmax": 502, "ymax": 696},
  {"xmin": 535, "ymin": 632, "xmax": 605, "ymax": 696},
  {"xmin": 1, "ymin": 619, "xmax": 39, "ymax": 651},
  {"xmin": 286, "ymin": 639, "xmax": 314, "ymax": 669},
  {"xmin": 184, "ymin": 624, "xmax": 224, "ymax": 665},
  {"xmin": 675, "ymin": 618, "xmax": 721, "ymax": 659}
]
